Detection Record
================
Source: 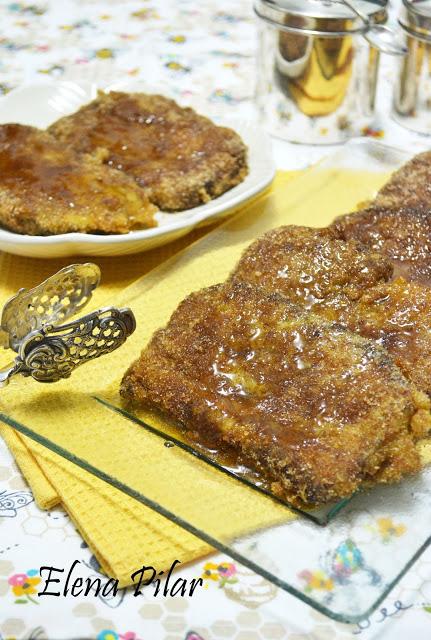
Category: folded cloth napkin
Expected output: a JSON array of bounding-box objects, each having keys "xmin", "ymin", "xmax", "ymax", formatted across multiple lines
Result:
[
  {"xmin": 5, "ymin": 167, "xmax": 424, "ymax": 589},
  {"xmin": 0, "ymin": 171, "xmax": 297, "ymax": 586}
]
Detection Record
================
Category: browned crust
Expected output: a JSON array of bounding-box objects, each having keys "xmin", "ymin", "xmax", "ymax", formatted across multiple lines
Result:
[
  {"xmin": 0, "ymin": 124, "xmax": 157, "ymax": 235},
  {"xmin": 332, "ymin": 205, "xmax": 431, "ymax": 286},
  {"xmin": 374, "ymin": 150, "xmax": 431, "ymax": 210},
  {"xmin": 230, "ymin": 225, "xmax": 393, "ymax": 320},
  {"xmin": 230, "ymin": 225, "xmax": 431, "ymax": 400},
  {"xmin": 331, "ymin": 150, "xmax": 431, "ymax": 285},
  {"xmin": 121, "ymin": 281, "xmax": 424, "ymax": 506},
  {"xmin": 49, "ymin": 91, "xmax": 249, "ymax": 212},
  {"xmin": 339, "ymin": 277, "xmax": 431, "ymax": 399},
  {"xmin": 120, "ymin": 151, "xmax": 431, "ymax": 506}
]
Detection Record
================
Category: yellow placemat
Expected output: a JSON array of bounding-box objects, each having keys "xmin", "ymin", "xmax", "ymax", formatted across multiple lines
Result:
[
  {"xmin": 4, "ymin": 166, "xmax": 427, "ymax": 588},
  {"xmin": 0, "ymin": 171, "xmax": 297, "ymax": 586}
]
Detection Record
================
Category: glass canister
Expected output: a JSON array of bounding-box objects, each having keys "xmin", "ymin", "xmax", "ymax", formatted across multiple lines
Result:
[
  {"xmin": 393, "ymin": 0, "xmax": 431, "ymax": 134},
  {"xmin": 255, "ymin": 0, "xmax": 388, "ymax": 144}
]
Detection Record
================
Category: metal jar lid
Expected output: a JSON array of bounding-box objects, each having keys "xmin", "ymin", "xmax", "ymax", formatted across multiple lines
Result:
[
  {"xmin": 399, "ymin": 0, "xmax": 431, "ymax": 41},
  {"xmin": 254, "ymin": 0, "xmax": 388, "ymax": 36}
]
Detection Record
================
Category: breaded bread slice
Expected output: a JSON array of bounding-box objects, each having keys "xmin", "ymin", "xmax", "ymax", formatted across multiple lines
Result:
[
  {"xmin": 332, "ymin": 205, "xmax": 431, "ymax": 285},
  {"xmin": 121, "ymin": 281, "xmax": 429, "ymax": 506},
  {"xmin": 231, "ymin": 225, "xmax": 431, "ymax": 399},
  {"xmin": 0, "ymin": 123, "xmax": 157, "ymax": 235},
  {"xmin": 49, "ymin": 91, "xmax": 248, "ymax": 211}
]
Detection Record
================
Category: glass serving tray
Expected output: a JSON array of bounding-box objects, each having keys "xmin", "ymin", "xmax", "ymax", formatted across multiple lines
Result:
[{"xmin": 1, "ymin": 138, "xmax": 429, "ymax": 625}]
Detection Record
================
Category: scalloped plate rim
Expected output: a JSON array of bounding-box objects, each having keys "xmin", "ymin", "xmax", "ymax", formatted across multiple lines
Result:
[{"xmin": 0, "ymin": 80, "xmax": 275, "ymax": 256}]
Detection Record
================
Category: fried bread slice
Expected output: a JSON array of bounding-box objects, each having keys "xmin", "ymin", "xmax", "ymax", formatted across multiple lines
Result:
[
  {"xmin": 340, "ymin": 278, "xmax": 431, "ymax": 399},
  {"xmin": 231, "ymin": 225, "xmax": 393, "ymax": 319},
  {"xmin": 331, "ymin": 150, "xmax": 431, "ymax": 284},
  {"xmin": 0, "ymin": 124, "xmax": 157, "ymax": 235},
  {"xmin": 231, "ymin": 225, "xmax": 431, "ymax": 401},
  {"xmin": 332, "ymin": 205, "xmax": 431, "ymax": 285},
  {"xmin": 121, "ymin": 281, "xmax": 428, "ymax": 506},
  {"xmin": 374, "ymin": 150, "xmax": 431, "ymax": 210},
  {"xmin": 49, "ymin": 91, "xmax": 248, "ymax": 211}
]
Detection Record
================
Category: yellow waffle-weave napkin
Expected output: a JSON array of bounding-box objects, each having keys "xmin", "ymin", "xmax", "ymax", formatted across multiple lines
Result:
[
  {"xmin": 0, "ymin": 172, "xmax": 297, "ymax": 586},
  {"xmin": 4, "ymin": 167, "xmax": 427, "ymax": 588}
]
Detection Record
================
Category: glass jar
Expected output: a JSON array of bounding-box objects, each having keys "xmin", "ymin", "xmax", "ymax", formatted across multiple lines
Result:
[
  {"xmin": 255, "ymin": 0, "xmax": 388, "ymax": 144},
  {"xmin": 393, "ymin": 0, "xmax": 431, "ymax": 134}
]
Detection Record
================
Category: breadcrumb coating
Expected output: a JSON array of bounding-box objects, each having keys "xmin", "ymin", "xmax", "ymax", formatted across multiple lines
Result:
[
  {"xmin": 0, "ymin": 124, "xmax": 157, "ymax": 235},
  {"xmin": 121, "ymin": 281, "xmax": 427, "ymax": 506},
  {"xmin": 49, "ymin": 91, "xmax": 248, "ymax": 212}
]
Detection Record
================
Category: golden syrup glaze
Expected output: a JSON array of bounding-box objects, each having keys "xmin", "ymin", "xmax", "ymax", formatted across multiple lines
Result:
[
  {"xmin": 332, "ymin": 205, "xmax": 431, "ymax": 286},
  {"xmin": 231, "ymin": 225, "xmax": 431, "ymax": 403},
  {"xmin": 49, "ymin": 91, "xmax": 248, "ymax": 211},
  {"xmin": 331, "ymin": 150, "xmax": 431, "ymax": 285},
  {"xmin": 340, "ymin": 277, "xmax": 431, "ymax": 399},
  {"xmin": 120, "ymin": 148, "xmax": 431, "ymax": 505},
  {"xmin": 128, "ymin": 400, "xmax": 270, "ymax": 494},
  {"xmin": 0, "ymin": 123, "xmax": 157, "ymax": 235},
  {"xmin": 231, "ymin": 225, "xmax": 393, "ymax": 319},
  {"xmin": 375, "ymin": 149, "xmax": 431, "ymax": 211},
  {"xmin": 121, "ymin": 281, "xmax": 426, "ymax": 506}
]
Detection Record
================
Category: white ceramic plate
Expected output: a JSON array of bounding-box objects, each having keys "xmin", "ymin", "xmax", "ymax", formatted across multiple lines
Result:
[{"xmin": 0, "ymin": 81, "xmax": 275, "ymax": 257}]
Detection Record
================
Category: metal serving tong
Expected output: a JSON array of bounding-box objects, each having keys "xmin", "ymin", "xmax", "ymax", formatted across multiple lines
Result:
[{"xmin": 0, "ymin": 263, "xmax": 136, "ymax": 387}]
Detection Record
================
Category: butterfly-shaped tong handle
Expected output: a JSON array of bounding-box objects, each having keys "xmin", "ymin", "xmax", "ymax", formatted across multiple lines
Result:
[{"xmin": 0, "ymin": 264, "xmax": 136, "ymax": 387}]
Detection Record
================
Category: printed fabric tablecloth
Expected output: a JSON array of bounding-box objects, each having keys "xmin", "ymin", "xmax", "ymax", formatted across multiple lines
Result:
[{"xmin": 1, "ymin": 1, "xmax": 431, "ymax": 639}]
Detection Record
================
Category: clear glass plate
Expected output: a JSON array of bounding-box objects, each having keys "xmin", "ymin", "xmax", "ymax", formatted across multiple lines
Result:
[
  {"xmin": 1, "ymin": 138, "xmax": 427, "ymax": 625},
  {"xmin": 95, "ymin": 396, "xmax": 353, "ymax": 526}
]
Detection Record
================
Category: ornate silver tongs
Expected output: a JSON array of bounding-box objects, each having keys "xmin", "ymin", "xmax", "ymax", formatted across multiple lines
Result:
[{"xmin": 0, "ymin": 263, "xmax": 136, "ymax": 387}]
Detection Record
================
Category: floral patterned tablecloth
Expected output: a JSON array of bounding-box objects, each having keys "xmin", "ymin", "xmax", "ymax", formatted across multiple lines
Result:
[{"xmin": 1, "ymin": 1, "xmax": 431, "ymax": 638}]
